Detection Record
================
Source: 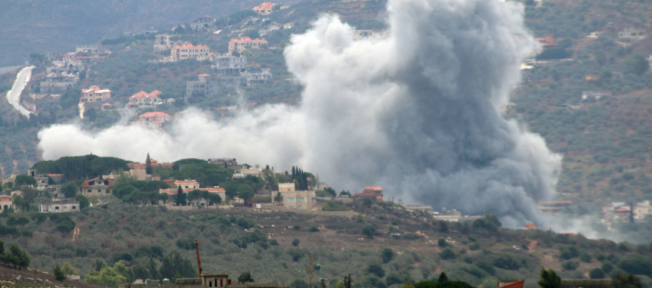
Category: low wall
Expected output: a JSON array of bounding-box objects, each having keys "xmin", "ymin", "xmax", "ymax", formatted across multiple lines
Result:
[{"xmin": 257, "ymin": 205, "xmax": 354, "ymax": 218}]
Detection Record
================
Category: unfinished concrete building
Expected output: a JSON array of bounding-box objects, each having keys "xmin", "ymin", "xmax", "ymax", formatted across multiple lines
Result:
[
  {"xmin": 186, "ymin": 74, "xmax": 219, "ymax": 97},
  {"xmin": 211, "ymin": 55, "xmax": 247, "ymax": 75},
  {"xmin": 154, "ymin": 34, "xmax": 184, "ymax": 52},
  {"xmin": 191, "ymin": 16, "xmax": 215, "ymax": 31}
]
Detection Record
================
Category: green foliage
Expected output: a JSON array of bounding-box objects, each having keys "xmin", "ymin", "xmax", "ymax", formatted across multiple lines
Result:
[
  {"xmin": 172, "ymin": 158, "xmax": 206, "ymax": 171},
  {"xmin": 32, "ymin": 155, "xmax": 129, "ymax": 182},
  {"xmin": 238, "ymin": 272, "xmax": 254, "ymax": 283},
  {"xmin": 308, "ymin": 226, "xmax": 319, "ymax": 232},
  {"xmin": 537, "ymin": 268, "xmax": 560, "ymax": 288},
  {"xmin": 362, "ymin": 225, "xmax": 376, "ymax": 239},
  {"xmin": 54, "ymin": 264, "xmax": 66, "ymax": 281},
  {"xmin": 474, "ymin": 261, "xmax": 495, "ymax": 275},
  {"xmin": 580, "ymin": 253, "xmax": 592, "ymax": 263},
  {"xmin": 380, "ymin": 248, "xmax": 395, "ymax": 263},
  {"xmin": 625, "ymin": 56, "xmax": 650, "ymax": 76},
  {"xmin": 292, "ymin": 239, "xmax": 300, "ymax": 247},
  {"xmin": 84, "ymin": 261, "xmax": 130, "ymax": 287},
  {"xmin": 158, "ymin": 251, "xmax": 196, "ymax": 280},
  {"xmin": 618, "ymin": 256, "xmax": 652, "ymax": 277},
  {"xmin": 171, "ymin": 162, "xmax": 232, "ymax": 187},
  {"xmin": 75, "ymin": 195, "xmax": 90, "ymax": 209},
  {"xmin": 366, "ymin": 263, "xmax": 385, "ymax": 278},
  {"xmin": 61, "ymin": 182, "xmax": 79, "ymax": 198},
  {"xmin": 322, "ymin": 202, "xmax": 349, "ymax": 211},
  {"xmin": 472, "ymin": 215, "xmax": 501, "ymax": 233},
  {"xmin": 0, "ymin": 244, "xmax": 31, "ymax": 269},
  {"xmin": 237, "ymin": 184, "xmax": 255, "ymax": 203},
  {"xmin": 536, "ymin": 48, "xmax": 573, "ymax": 60},
  {"xmin": 613, "ymin": 272, "xmax": 642, "ymax": 288},
  {"xmin": 589, "ymin": 268, "xmax": 605, "ymax": 279},
  {"xmin": 559, "ymin": 245, "xmax": 580, "ymax": 260},
  {"xmin": 439, "ymin": 248, "xmax": 457, "ymax": 260},
  {"xmin": 562, "ymin": 261, "xmax": 578, "ymax": 271},
  {"xmin": 491, "ymin": 254, "xmax": 521, "ymax": 270},
  {"xmin": 14, "ymin": 175, "xmax": 36, "ymax": 186},
  {"xmin": 438, "ymin": 238, "xmax": 447, "ymax": 247},
  {"xmin": 61, "ymin": 262, "xmax": 78, "ymax": 275}
]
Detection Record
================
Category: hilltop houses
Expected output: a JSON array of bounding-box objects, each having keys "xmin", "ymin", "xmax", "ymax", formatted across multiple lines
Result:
[
  {"xmin": 138, "ymin": 112, "xmax": 173, "ymax": 129},
  {"xmin": 186, "ymin": 74, "xmax": 219, "ymax": 97},
  {"xmin": 154, "ymin": 34, "xmax": 184, "ymax": 52},
  {"xmin": 129, "ymin": 90, "xmax": 162, "ymax": 106},
  {"xmin": 228, "ymin": 36, "xmax": 268, "ymax": 54},
  {"xmin": 253, "ymin": 2, "xmax": 276, "ymax": 15},
  {"xmin": 171, "ymin": 42, "xmax": 211, "ymax": 61},
  {"xmin": 190, "ymin": 16, "xmax": 215, "ymax": 31},
  {"xmin": 211, "ymin": 54, "xmax": 247, "ymax": 75},
  {"xmin": 80, "ymin": 177, "xmax": 114, "ymax": 198},
  {"xmin": 354, "ymin": 185, "xmax": 383, "ymax": 201},
  {"xmin": 80, "ymin": 85, "xmax": 111, "ymax": 103}
]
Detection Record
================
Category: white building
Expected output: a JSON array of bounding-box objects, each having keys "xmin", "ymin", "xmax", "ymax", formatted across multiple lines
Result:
[
  {"xmin": 618, "ymin": 28, "xmax": 646, "ymax": 42},
  {"xmin": 40, "ymin": 200, "xmax": 80, "ymax": 213}
]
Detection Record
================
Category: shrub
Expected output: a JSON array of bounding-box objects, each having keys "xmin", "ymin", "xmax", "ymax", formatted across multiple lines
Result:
[
  {"xmin": 590, "ymin": 269, "xmax": 605, "ymax": 279},
  {"xmin": 468, "ymin": 242, "xmax": 480, "ymax": 250},
  {"xmin": 440, "ymin": 248, "xmax": 457, "ymax": 260},
  {"xmin": 492, "ymin": 254, "xmax": 521, "ymax": 270},
  {"xmin": 366, "ymin": 263, "xmax": 385, "ymax": 278},
  {"xmin": 362, "ymin": 225, "xmax": 376, "ymax": 239},
  {"xmin": 292, "ymin": 239, "xmax": 300, "ymax": 247},
  {"xmin": 308, "ymin": 226, "xmax": 319, "ymax": 232},
  {"xmin": 602, "ymin": 263, "xmax": 614, "ymax": 274},
  {"xmin": 618, "ymin": 256, "xmax": 652, "ymax": 277},
  {"xmin": 404, "ymin": 232, "xmax": 420, "ymax": 240},
  {"xmin": 438, "ymin": 238, "xmax": 447, "ymax": 247},
  {"xmin": 475, "ymin": 261, "xmax": 495, "ymax": 275},
  {"xmin": 580, "ymin": 253, "xmax": 592, "ymax": 263},
  {"xmin": 562, "ymin": 261, "xmax": 579, "ymax": 271},
  {"xmin": 559, "ymin": 246, "xmax": 580, "ymax": 260},
  {"xmin": 381, "ymin": 248, "xmax": 395, "ymax": 263}
]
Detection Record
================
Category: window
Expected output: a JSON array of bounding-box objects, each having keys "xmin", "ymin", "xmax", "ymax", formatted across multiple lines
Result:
[
  {"xmin": 55, "ymin": 206, "xmax": 59, "ymax": 210},
  {"xmin": 288, "ymin": 198, "xmax": 296, "ymax": 202},
  {"xmin": 298, "ymin": 206, "xmax": 303, "ymax": 210},
  {"xmin": 298, "ymin": 197, "xmax": 306, "ymax": 202},
  {"xmin": 106, "ymin": 189, "xmax": 110, "ymax": 193},
  {"xmin": 72, "ymin": 206, "xmax": 76, "ymax": 209},
  {"xmin": 87, "ymin": 189, "xmax": 91, "ymax": 192}
]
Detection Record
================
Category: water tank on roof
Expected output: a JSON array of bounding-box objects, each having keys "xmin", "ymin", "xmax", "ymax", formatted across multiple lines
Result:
[{"xmin": 162, "ymin": 279, "xmax": 170, "ymax": 285}]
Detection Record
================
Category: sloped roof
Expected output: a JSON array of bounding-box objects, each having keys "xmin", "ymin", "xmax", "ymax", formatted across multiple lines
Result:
[
  {"xmin": 229, "ymin": 36, "xmax": 268, "ymax": 43},
  {"xmin": 253, "ymin": 2, "xmax": 274, "ymax": 10},
  {"xmin": 171, "ymin": 42, "xmax": 209, "ymax": 50},
  {"xmin": 498, "ymin": 280, "xmax": 524, "ymax": 288},
  {"xmin": 139, "ymin": 112, "xmax": 172, "ymax": 118},
  {"xmin": 523, "ymin": 223, "xmax": 537, "ymax": 230}
]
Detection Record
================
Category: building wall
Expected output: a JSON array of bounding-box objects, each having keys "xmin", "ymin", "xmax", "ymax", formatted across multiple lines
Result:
[
  {"xmin": 281, "ymin": 190, "xmax": 314, "ymax": 210},
  {"xmin": 278, "ymin": 183, "xmax": 295, "ymax": 192},
  {"xmin": 82, "ymin": 187, "xmax": 113, "ymax": 197},
  {"xmin": 42, "ymin": 202, "xmax": 80, "ymax": 213}
]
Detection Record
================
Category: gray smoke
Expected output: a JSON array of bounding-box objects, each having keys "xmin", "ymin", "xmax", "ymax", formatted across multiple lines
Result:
[{"xmin": 38, "ymin": 0, "xmax": 561, "ymax": 227}]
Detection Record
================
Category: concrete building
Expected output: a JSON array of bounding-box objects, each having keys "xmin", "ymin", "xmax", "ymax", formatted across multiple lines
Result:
[
  {"xmin": 208, "ymin": 158, "xmax": 240, "ymax": 169},
  {"xmin": 242, "ymin": 69, "xmax": 272, "ymax": 86},
  {"xmin": 406, "ymin": 204, "xmax": 433, "ymax": 214},
  {"xmin": 634, "ymin": 200, "xmax": 652, "ymax": 222},
  {"xmin": 174, "ymin": 180, "xmax": 201, "ymax": 190},
  {"xmin": 191, "ymin": 16, "xmax": 215, "ymax": 31},
  {"xmin": 0, "ymin": 195, "xmax": 13, "ymax": 212},
  {"xmin": 76, "ymin": 45, "xmax": 100, "ymax": 54},
  {"xmin": 186, "ymin": 74, "xmax": 219, "ymax": 97},
  {"xmin": 80, "ymin": 85, "xmax": 111, "ymax": 103},
  {"xmin": 27, "ymin": 169, "xmax": 52, "ymax": 191},
  {"xmin": 228, "ymin": 37, "xmax": 268, "ymax": 54},
  {"xmin": 253, "ymin": 2, "xmax": 275, "ymax": 15},
  {"xmin": 138, "ymin": 112, "xmax": 173, "ymax": 129},
  {"xmin": 80, "ymin": 177, "xmax": 114, "ymax": 198},
  {"xmin": 40, "ymin": 199, "xmax": 81, "ymax": 213},
  {"xmin": 581, "ymin": 91, "xmax": 610, "ymax": 101},
  {"xmin": 171, "ymin": 43, "xmax": 211, "ymax": 61},
  {"xmin": 130, "ymin": 90, "xmax": 162, "ymax": 106},
  {"xmin": 278, "ymin": 183, "xmax": 295, "ymax": 192},
  {"xmin": 618, "ymin": 28, "xmax": 646, "ymax": 41},
  {"xmin": 154, "ymin": 34, "xmax": 183, "ymax": 52},
  {"xmin": 280, "ymin": 190, "xmax": 314, "ymax": 210},
  {"xmin": 233, "ymin": 168, "xmax": 264, "ymax": 179},
  {"xmin": 120, "ymin": 272, "xmax": 285, "ymax": 288},
  {"xmin": 211, "ymin": 55, "xmax": 247, "ymax": 75},
  {"xmin": 353, "ymin": 185, "xmax": 383, "ymax": 200}
]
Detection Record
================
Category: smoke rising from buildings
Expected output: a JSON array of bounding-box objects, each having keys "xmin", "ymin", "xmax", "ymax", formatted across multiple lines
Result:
[{"xmin": 38, "ymin": 0, "xmax": 562, "ymax": 227}]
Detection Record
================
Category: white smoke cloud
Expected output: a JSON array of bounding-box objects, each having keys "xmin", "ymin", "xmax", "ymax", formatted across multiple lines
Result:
[{"xmin": 38, "ymin": 0, "xmax": 562, "ymax": 227}]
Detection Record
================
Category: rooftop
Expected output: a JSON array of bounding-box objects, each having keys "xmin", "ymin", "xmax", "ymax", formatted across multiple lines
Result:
[
  {"xmin": 139, "ymin": 112, "xmax": 172, "ymax": 118},
  {"xmin": 229, "ymin": 36, "xmax": 268, "ymax": 43}
]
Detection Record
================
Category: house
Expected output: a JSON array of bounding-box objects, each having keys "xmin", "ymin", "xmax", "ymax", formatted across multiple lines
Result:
[
  {"xmin": 40, "ymin": 200, "xmax": 81, "ymax": 213},
  {"xmin": 173, "ymin": 180, "xmax": 201, "ymax": 190},
  {"xmin": 171, "ymin": 42, "xmax": 211, "ymax": 61},
  {"xmin": 80, "ymin": 85, "xmax": 111, "ymax": 103},
  {"xmin": 228, "ymin": 37, "xmax": 268, "ymax": 54},
  {"xmin": 279, "ymin": 190, "xmax": 314, "ymax": 210},
  {"xmin": 278, "ymin": 183, "xmax": 295, "ymax": 192},
  {"xmin": 581, "ymin": 91, "xmax": 610, "ymax": 100},
  {"xmin": 120, "ymin": 272, "xmax": 285, "ymax": 288},
  {"xmin": 523, "ymin": 223, "xmax": 537, "ymax": 230},
  {"xmin": 406, "ymin": 204, "xmax": 433, "ymax": 213},
  {"xmin": 27, "ymin": 169, "xmax": 52, "ymax": 191},
  {"xmin": 211, "ymin": 55, "xmax": 247, "ymax": 75},
  {"xmin": 80, "ymin": 177, "xmax": 114, "ymax": 198},
  {"xmin": 253, "ymin": 2, "xmax": 275, "ymax": 15},
  {"xmin": 190, "ymin": 16, "xmax": 215, "ymax": 31},
  {"xmin": 76, "ymin": 45, "xmax": 100, "ymax": 54},
  {"xmin": 207, "ymin": 158, "xmax": 240, "ymax": 169},
  {"xmin": 102, "ymin": 103, "xmax": 114, "ymax": 110},
  {"xmin": 186, "ymin": 74, "xmax": 219, "ymax": 97},
  {"xmin": 0, "ymin": 195, "xmax": 13, "ymax": 212},
  {"xmin": 233, "ymin": 168, "xmax": 264, "ymax": 179},
  {"xmin": 618, "ymin": 28, "xmax": 646, "ymax": 41},
  {"xmin": 634, "ymin": 200, "xmax": 652, "ymax": 221},
  {"xmin": 536, "ymin": 36, "xmax": 557, "ymax": 47},
  {"xmin": 498, "ymin": 280, "xmax": 524, "ymax": 288},
  {"xmin": 241, "ymin": 69, "xmax": 272, "ymax": 86},
  {"xmin": 47, "ymin": 174, "xmax": 63, "ymax": 184},
  {"xmin": 587, "ymin": 31, "xmax": 604, "ymax": 39},
  {"xmin": 154, "ymin": 34, "xmax": 184, "ymax": 52},
  {"xmin": 353, "ymin": 185, "xmax": 383, "ymax": 200},
  {"xmin": 138, "ymin": 112, "xmax": 173, "ymax": 129},
  {"xmin": 130, "ymin": 90, "xmax": 162, "ymax": 106}
]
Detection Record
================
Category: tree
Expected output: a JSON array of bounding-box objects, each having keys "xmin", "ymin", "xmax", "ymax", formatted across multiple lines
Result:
[
  {"xmin": 132, "ymin": 265, "xmax": 150, "ymax": 280},
  {"xmin": 438, "ymin": 238, "xmax": 447, "ymax": 247},
  {"xmin": 146, "ymin": 153, "xmax": 152, "ymax": 175},
  {"xmin": 366, "ymin": 263, "xmax": 385, "ymax": 278},
  {"xmin": 362, "ymin": 225, "xmax": 376, "ymax": 239},
  {"xmin": 8, "ymin": 244, "xmax": 30, "ymax": 269},
  {"xmin": 589, "ymin": 269, "xmax": 605, "ymax": 279},
  {"xmin": 175, "ymin": 186, "xmax": 186, "ymax": 205},
  {"xmin": 439, "ymin": 248, "xmax": 457, "ymax": 260},
  {"xmin": 537, "ymin": 268, "xmax": 561, "ymax": 288},
  {"xmin": 625, "ymin": 56, "xmax": 649, "ymax": 76},
  {"xmin": 381, "ymin": 248, "xmax": 395, "ymax": 263},
  {"xmin": 438, "ymin": 272, "xmax": 448, "ymax": 283},
  {"xmin": 61, "ymin": 182, "xmax": 79, "ymax": 198},
  {"xmin": 222, "ymin": 182, "xmax": 239, "ymax": 199},
  {"xmin": 61, "ymin": 262, "xmax": 78, "ymax": 275},
  {"xmin": 292, "ymin": 239, "xmax": 300, "ymax": 247},
  {"xmin": 238, "ymin": 184, "xmax": 255, "ymax": 204},
  {"xmin": 84, "ymin": 262, "xmax": 128, "ymax": 287},
  {"xmin": 613, "ymin": 273, "xmax": 642, "ymax": 288},
  {"xmin": 274, "ymin": 192, "xmax": 282, "ymax": 202},
  {"xmin": 238, "ymin": 272, "xmax": 254, "ymax": 283},
  {"xmin": 75, "ymin": 195, "xmax": 90, "ymax": 209},
  {"xmin": 14, "ymin": 175, "xmax": 36, "ymax": 186},
  {"xmin": 147, "ymin": 258, "xmax": 160, "ymax": 280},
  {"xmin": 54, "ymin": 264, "xmax": 66, "ymax": 282}
]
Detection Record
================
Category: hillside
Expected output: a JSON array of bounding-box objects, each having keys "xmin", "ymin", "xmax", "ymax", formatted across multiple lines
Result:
[{"xmin": 4, "ymin": 200, "xmax": 652, "ymax": 288}]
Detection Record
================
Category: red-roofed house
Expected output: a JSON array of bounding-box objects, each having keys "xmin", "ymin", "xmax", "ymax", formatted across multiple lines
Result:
[
  {"xmin": 173, "ymin": 179, "xmax": 200, "ymax": 190},
  {"xmin": 0, "ymin": 195, "xmax": 13, "ymax": 212},
  {"xmin": 130, "ymin": 90, "xmax": 162, "ymax": 106},
  {"xmin": 523, "ymin": 223, "xmax": 537, "ymax": 230},
  {"xmin": 228, "ymin": 36, "xmax": 268, "ymax": 54},
  {"xmin": 138, "ymin": 112, "xmax": 173, "ymax": 129},
  {"xmin": 353, "ymin": 185, "xmax": 384, "ymax": 201},
  {"xmin": 498, "ymin": 280, "xmax": 524, "ymax": 288},
  {"xmin": 171, "ymin": 42, "xmax": 211, "ymax": 61},
  {"xmin": 80, "ymin": 177, "xmax": 113, "ymax": 198},
  {"xmin": 537, "ymin": 36, "xmax": 557, "ymax": 47},
  {"xmin": 80, "ymin": 85, "xmax": 111, "ymax": 103},
  {"xmin": 253, "ymin": 2, "xmax": 275, "ymax": 15}
]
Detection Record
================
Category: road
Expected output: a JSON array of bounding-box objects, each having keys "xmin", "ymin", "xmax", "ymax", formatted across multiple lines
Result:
[{"xmin": 5, "ymin": 66, "xmax": 34, "ymax": 117}]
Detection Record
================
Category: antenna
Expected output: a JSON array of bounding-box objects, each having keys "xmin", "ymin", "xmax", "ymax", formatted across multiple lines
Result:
[{"xmin": 195, "ymin": 239, "xmax": 203, "ymax": 277}]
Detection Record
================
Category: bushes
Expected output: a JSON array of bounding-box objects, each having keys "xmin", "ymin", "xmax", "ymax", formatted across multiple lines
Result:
[
  {"xmin": 559, "ymin": 245, "xmax": 580, "ymax": 260},
  {"xmin": 590, "ymin": 268, "xmax": 606, "ymax": 279},
  {"xmin": 440, "ymin": 248, "xmax": 457, "ymax": 260},
  {"xmin": 380, "ymin": 248, "xmax": 395, "ymax": 263},
  {"xmin": 491, "ymin": 254, "xmax": 521, "ymax": 270},
  {"xmin": 618, "ymin": 256, "xmax": 652, "ymax": 277},
  {"xmin": 362, "ymin": 225, "xmax": 376, "ymax": 239},
  {"xmin": 0, "ymin": 242, "xmax": 31, "ymax": 269},
  {"xmin": 475, "ymin": 261, "xmax": 495, "ymax": 275},
  {"xmin": 562, "ymin": 261, "xmax": 579, "ymax": 271},
  {"xmin": 366, "ymin": 263, "xmax": 385, "ymax": 278}
]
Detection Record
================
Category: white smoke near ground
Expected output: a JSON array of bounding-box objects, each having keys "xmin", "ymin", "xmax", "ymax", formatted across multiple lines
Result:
[{"xmin": 38, "ymin": 0, "xmax": 563, "ymax": 228}]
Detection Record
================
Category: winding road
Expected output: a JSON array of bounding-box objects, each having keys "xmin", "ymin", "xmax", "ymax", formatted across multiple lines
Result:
[{"xmin": 6, "ymin": 66, "xmax": 34, "ymax": 117}]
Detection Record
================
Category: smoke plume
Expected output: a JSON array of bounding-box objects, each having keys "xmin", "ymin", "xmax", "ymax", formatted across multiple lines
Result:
[{"xmin": 38, "ymin": 0, "xmax": 561, "ymax": 227}]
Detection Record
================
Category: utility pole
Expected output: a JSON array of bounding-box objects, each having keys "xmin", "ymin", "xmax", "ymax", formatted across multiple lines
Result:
[{"xmin": 307, "ymin": 253, "xmax": 315, "ymax": 288}]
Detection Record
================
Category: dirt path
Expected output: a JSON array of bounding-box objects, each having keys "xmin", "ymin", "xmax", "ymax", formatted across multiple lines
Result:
[{"xmin": 6, "ymin": 66, "xmax": 34, "ymax": 117}]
